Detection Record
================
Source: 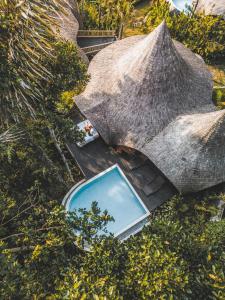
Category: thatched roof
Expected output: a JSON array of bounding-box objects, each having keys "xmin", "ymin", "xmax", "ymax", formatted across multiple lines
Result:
[
  {"xmin": 76, "ymin": 21, "xmax": 213, "ymax": 149},
  {"xmin": 66, "ymin": 0, "xmax": 83, "ymax": 25},
  {"xmin": 142, "ymin": 109, "xmax": 225, "ymax": 193},
  {"xmin": 195, "ymin": 0, "xmax": 225, "ymax": 17},
  {"xmin": 52, "ymin": 1, "xmax": 79, "ymax": 42},
  {"xmin": 52, "ymin": 1, "xmax": 88, "ymax": 63}
]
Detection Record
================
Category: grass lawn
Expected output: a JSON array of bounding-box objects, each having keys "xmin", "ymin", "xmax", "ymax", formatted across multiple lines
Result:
[
  {"xmin": 208, "ymin": 64, "xmax": 225, "ymax": 87},
  {"xmin": 208, "ymin": 63, "xmax": 225, "ymax": 108},
  {"xmin": 124, "ymin": 0, "xmax": 151, "ymax": 37},
  {"xmin": 135, "ymin": 0, "xmax": 152, "ymax": 17}
]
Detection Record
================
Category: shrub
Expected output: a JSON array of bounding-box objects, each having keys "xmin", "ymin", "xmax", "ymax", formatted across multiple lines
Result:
[
  {"xmin": 213, "ymin": 89, "xmax": 225, "ymax": 108},
  {"xmin": 80, "ymin": 0, "xmax": 134, "ymax": 30}
]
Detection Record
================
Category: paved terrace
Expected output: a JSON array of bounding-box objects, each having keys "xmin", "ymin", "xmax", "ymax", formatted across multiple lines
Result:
[{"xmin": 67, "ymin": 113, "xmax": 177, "ymax": 212}]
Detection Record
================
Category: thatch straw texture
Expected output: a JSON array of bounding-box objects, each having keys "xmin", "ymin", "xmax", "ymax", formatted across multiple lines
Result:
[
  {"xmin": 195, "ymin": 0, "xmax": 225, "ymax": 17},
  {"xmin": 143, "ymin": 109, "xmax": 225, "ymax": 193},
  {"xmin": 52, "ymin": 1, "xmax": 88, "ymax": 63},
  {"xmin": 66, "ymin": 0, "xmax": 83, "ymax": 25},
  {"xmin": 52, "ymin": 1, "xmax": 79, "ymax": 42},
  {"xmin": 76, "ymin": 21, "xmax": 213, "ymax": 149}
]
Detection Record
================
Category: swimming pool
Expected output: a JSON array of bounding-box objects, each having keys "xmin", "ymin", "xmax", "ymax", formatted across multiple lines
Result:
[
  {"xmin": 169, "ymin": 0, "xmax": 192, "ymax": 12},
  {"xmin": 64, "ymin": 165, "xmax": 150, "ymax": 239}
]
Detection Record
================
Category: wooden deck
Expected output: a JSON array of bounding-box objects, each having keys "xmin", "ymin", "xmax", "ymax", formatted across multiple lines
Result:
[
  {"xmin": 77, "ymin": 30, "xmax": 117, "ymax": 57},
  {"xmin": 77, "ymin": 30, "xmax": 116, "ymax": 37},
  {"xmin": 67, "ymin": 117, "xmax": 177, "ymax": 212}
]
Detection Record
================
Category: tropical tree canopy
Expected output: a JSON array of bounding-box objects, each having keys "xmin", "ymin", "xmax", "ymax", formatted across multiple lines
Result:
[
  {"xmin": 1, "ymin": 0, "xmax": 59, "ymax": 122},
  {"xmin": 1, "ymin": 0, "xmax": 225, "ymax": 299},
  {"xmin": 1, "ymin": 193, "xmax": 225, "ymax": 299},
  {"xmin": 144, "ymin": 0, "xmax": 225, "ymax": 62},
  {"xmin": 0, "ymin": 0, "xmax": 88, "ymax": 181},
  {"xmin": 79, "ymin": 0, "xmax": 134, "ymax": 30}
]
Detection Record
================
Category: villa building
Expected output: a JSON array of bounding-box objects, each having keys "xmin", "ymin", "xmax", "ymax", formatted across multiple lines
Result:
[{"xmin": 75, "ymin": 21, "xmax": 225, "ymax": 194}]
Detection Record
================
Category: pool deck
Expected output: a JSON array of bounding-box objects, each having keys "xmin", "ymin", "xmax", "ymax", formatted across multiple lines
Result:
[{"xmin": 67, "ymin": 112, "xmax": 177, "ymax": 212}]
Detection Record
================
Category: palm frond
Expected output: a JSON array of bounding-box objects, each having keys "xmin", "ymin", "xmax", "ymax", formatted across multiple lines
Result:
[
  {"xmin": 0, "ymin": 127, "xmax": 23, "ymax": 144},
  {"xmin": 0, "ymin": 0, "xmax": 67, "ymax": 124}
]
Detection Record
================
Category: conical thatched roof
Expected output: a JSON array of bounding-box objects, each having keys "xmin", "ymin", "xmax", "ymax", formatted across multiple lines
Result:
[
  {"xmin": 76, "ymin": 21, "xmax": 213, "ymax": 149},
  {"xmin": 195, "ymin": 0, "xmax": 225, "ymax": 17},
  {"xmin": 142, "ymin": 109, "xmax": 225, "ymax": 193}
]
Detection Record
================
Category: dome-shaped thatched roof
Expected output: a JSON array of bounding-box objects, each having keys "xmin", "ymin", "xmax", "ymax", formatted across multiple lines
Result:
[
  {"xmin": 195, "ymin": 0, "xmax": 225, "ymax": 17},
  {"xmin": 52, "ymin": 1, "xmax": 88, "ymax": 63},
  {"xmin": 76, "ymin": 21, "xmax": 213, "ymax": 149},
  {"xmin": 142, "ymin": 109, "xmax": 225, "ymax": 193},
  {"xmin": 66, "ymin": 0, "xmax": 83, "ymax": 25},
  {"xmin": 52, "ymin": 1, "xmax": 79, "ymax": 42}
]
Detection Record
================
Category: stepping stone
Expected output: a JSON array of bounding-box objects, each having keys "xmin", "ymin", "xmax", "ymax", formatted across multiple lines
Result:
[
  {"xmin": 127, "ymin": 159, "xmax": 145, "ymax": 170},
  {"xmin": 134, "ymin": 164, "xmax": 157, "ymax": 183},
  {"xmin": 147, "ymin": 185, "xmax": 176, "ymax": 210},
  {"xmin": 143, "ymin": 176, "xmax": 165, "ymax": 196},
  {"xmin": 128, "ymin": 173, "xmax": 144, "ymax": 189}
]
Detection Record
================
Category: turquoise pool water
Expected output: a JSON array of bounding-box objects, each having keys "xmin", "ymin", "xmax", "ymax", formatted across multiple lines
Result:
[
  {"xmin": 66, "ymin": 165, "xmax": 149, "ymax": 237},
  {"xmin": 171, "ymin": 0, "xmax": 192, "ymax": 12}
]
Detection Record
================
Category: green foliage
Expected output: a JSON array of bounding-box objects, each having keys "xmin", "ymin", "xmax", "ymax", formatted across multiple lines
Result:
[
  {"xmin": 0, "ymin": 39, "xmax": 88, "ymax": 195},
  {"xmin": 144, "ymin": 0, "xmax": 225, "ymax": 62},
  {"xmin": 213, "ymin": 89, "xmax": 225, "ymax": 108},
  {"xmin": 79, "ymin": 0, "xmax": 134, "ymax": 30},
  {"xmin": 0, "ymin": 0, "xmax": 64, "ymax": 123},
  {"xmin": 1, "ymin": 193, "xmax": 225, "ymax": 299},
  {"xmin": 0, "ymin": 1, "xmax": 88, "ymax": 139},
  {"xmin": 0, "ymin": 0, "xmax": 88, "ymax": 182},
  {"xmin": 0, "ymin": 198, "xmax": 113, "ymax": 299},
  {"xmin": 64, "ymin": 196, "xmax": 224, "ymax": 300},
  {"xmin": 0, "ymin": 2, "xmax": 89, "ymax": 295},
  {"xmin": 68, "ymin": 201, "xmax": 114, "ymax": 246},
  {"xmin": 1, "ymin": 1, "xmax": 225, "ymax": 299},
  {"xmin": 57, "ymin": 90, "xmax": 76, "ymax": 113},
  {"xmin": 44, "ymin": 41, "xmax": 88, "ymax": 111}
]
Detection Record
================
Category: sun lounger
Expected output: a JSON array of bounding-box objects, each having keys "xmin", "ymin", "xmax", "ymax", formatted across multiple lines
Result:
[{"xmin": 76, "ymin": 120, "xmax": 99, "ymax": 147}]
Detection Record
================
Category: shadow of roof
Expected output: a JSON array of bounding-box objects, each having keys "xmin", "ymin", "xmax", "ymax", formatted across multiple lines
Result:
[{"xmin": 68, "ymin": 114, "xmax": 176, "ymax": 212}]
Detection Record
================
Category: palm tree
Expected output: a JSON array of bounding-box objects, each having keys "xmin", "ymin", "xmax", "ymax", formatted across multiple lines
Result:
[
  {"xmin": 0, "ymin": 128, "xmax": 22, "ymax": 144},
  {"xmin": 101, "ymin": 0, "xmax": 134, "ymax": 30},
  {"xmin": 0, "ymin": 0, "xmax": 77, "ymax": 182},
  {"xmin": 0, "ymin": 0, "xmax": 65, "ymax": 124}
]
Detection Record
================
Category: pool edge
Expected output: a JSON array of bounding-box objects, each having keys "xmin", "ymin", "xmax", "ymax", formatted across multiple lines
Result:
[{"xmin": 63, "ymin": 164, "xmax": 151, "ymax": 241}]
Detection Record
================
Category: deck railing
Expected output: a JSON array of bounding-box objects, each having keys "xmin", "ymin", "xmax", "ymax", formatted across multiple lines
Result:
[
  {"xmin": 81, "ymin": 42, "xmax": 114, "ymax": 54},
  {"xmin": 78, "ymin": 30, "xmax": 116, "ymax": 37}
]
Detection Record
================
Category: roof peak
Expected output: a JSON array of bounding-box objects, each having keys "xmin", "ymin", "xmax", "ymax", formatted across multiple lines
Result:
[
  {"xmin": 139, "ymin": 20, "xmax": 172, "ymax": 53},
  {"xmin": 77, "ymin": 19, "xmax": 213, "ymax": 150},
  {"xmin": 144, "ymin": 20, "xmax": 176, "ymax": 56},
  {"xmin": 154, "ymin": 20, "xmax": 168, "ymax": 34},
  {"xmin": 116, "ymin": 20, "xmax": 187, "ymax": 88}
]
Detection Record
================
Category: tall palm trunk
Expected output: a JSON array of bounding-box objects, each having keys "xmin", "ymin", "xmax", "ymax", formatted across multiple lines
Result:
[{"xmin": 48, "ymin": 127, "xmax": 74, "ymax": 183}]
